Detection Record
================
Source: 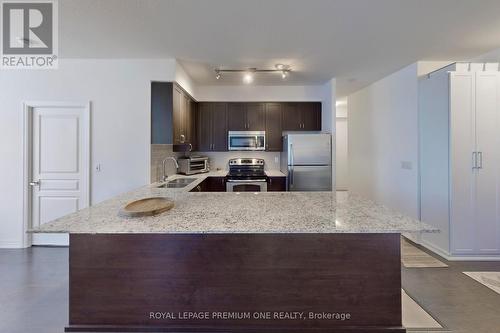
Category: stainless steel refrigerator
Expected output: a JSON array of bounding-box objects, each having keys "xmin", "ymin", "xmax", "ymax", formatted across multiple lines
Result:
[{"xmin": 280, "ymin": 134, "xmax": 332, "ymax": 191}]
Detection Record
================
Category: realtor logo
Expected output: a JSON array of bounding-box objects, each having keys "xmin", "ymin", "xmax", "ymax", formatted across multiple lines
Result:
[{"xmin": 1, "ymin": 0, "xmax": 58, "ymax": 69}]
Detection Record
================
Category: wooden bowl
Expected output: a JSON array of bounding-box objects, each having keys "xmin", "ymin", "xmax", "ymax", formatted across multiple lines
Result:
[{"xmin": 119, "ymin": 197, "xmax": 174, "ymax": 218}]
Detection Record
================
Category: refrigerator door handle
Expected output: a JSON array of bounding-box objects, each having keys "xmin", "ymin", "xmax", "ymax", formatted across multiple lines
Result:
[{"xmin": 289, "ymin": 143, "xmax": 294, "ymax": 188}]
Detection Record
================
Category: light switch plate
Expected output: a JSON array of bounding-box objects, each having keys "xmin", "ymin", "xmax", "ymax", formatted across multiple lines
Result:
[{"xmin": 401, "ymin": 161, "xmax": 412, "ymax": 170}]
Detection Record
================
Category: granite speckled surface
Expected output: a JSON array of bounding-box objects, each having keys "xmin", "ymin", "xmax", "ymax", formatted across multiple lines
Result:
[{"xmin": 30, "ymin": 172, "xmax": 436, "ymax": 234}]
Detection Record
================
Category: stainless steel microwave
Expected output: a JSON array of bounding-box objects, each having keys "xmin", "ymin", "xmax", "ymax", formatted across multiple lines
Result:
[{"xmin": 228, "ymin": 131, "xmax": 266, "ymax": 151}]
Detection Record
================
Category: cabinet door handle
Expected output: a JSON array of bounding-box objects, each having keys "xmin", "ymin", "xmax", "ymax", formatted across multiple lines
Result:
[
  {"xmin": 472, "ymin": 152, "xmax": 477, "ymax": 169},
  {"xmin": 478, "ymin": 151, "xmax": 483, "ymax": 169}
]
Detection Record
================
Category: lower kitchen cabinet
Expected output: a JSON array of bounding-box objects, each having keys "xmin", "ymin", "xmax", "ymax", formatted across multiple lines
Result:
[
  {"xmin": 190, "ymin": 177, "xmax": 226, "ymax": 192},
  {"xmin": 267, "ymin": 176, "xmax": 286, "ymax": 191}
]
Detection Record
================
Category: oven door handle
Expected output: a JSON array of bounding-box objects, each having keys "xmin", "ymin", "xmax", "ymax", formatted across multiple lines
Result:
[{"xmin": 227, "ymin": 179, "xmax": 267, "ymax": 183}]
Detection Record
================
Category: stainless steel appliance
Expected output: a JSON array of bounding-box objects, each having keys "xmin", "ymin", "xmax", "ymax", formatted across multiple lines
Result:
[
  {"xmin": 226, "ymin": 158, "xmax": 267, "ymax": 192},
  {"xmin": 280, "ymin": 134, "xmax": 332, "ymax": 191},
  {"xmin": 178, "ymin": 156, "xmax": 209, "ymax": 175},
  {"xmin": 228, "ymin": 131, "xmax": 266, "ymax": 151}
]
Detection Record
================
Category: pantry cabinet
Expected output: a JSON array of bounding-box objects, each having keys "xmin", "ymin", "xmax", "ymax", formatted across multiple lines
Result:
[{"xmin": 420, "ymin": 64, "xmax": 500, "ymax": 257}]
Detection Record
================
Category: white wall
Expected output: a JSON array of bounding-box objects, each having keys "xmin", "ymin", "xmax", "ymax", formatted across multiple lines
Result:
[
  {"xmin": 335, "ymin": 99, "xmax": 348, "ymax": 190},
  {"xmin": 0, "ymin": 58, "xmax": 177, "ymax": 247},
  {"xmin": 348, "ymin": 64, "xmax": 419, "ymax": 219},
  {"xmin": 195, "ymin": 85, "xmax": 324, "ymax": 102},
  {"xmin": 175, "ymin": 61, "xmax": 197, "ymax": 98}
]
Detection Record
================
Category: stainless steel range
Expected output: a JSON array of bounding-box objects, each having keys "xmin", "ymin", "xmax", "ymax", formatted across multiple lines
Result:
[{"xmin": 226, "ymin": 158, "xmax": 267, "ymax": 192}]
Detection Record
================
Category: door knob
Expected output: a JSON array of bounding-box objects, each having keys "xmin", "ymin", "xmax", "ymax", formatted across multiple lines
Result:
[{"xmin": 29, "ymin": 180, "xmax": 40, "ymax": 187}]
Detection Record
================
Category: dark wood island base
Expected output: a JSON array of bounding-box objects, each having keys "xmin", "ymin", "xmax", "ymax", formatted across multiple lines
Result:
[{"xmin": 65, "ymin": 233, "xmax": 405, "ymax": 333}]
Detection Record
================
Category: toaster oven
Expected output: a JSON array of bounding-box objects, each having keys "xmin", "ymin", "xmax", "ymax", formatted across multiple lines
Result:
[{"xmin": 178, "ymin": 156, "xmax": 209, "ymax": 175}]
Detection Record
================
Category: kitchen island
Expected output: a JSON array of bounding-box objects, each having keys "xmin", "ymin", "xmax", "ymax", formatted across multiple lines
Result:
[{"xmin": 31, "ymin": 173, "xmax": 436, "ymax": 333}]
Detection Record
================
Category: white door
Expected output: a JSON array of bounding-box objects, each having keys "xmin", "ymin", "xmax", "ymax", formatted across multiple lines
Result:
[
  {"xmin": 474, "ymin": 72, "xmax": 500, "ymax": 254},
  {"xmin": 29, "ymin": 103, "xmax": 89, "ymax": 246},
  {"xmin": 335, "ymin": 117, "xmax": 348, "ymax": 190},
  {"xmin": 449, "ymin": 72, "xmax": 476, "ymax": 255}
]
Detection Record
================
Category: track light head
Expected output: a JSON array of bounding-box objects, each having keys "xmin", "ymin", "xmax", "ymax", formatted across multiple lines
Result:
[{"xmin": 243, "ymin": 72, "xmax": 254, "ymax": 84}]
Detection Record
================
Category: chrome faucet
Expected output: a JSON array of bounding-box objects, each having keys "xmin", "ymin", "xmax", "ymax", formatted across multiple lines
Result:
[{"xmin": 161, "ymin": 157, "xmax": 179, "ymax": 182}]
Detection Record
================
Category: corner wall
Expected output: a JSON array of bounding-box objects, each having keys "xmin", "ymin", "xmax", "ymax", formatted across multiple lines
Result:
[
  {"xmin": 347, "ymin": 64, "xmax": 419, "ymax": 219},
  {"xmin": 0, "ymin": 58, "xmax": 177, "ymax": 248}
]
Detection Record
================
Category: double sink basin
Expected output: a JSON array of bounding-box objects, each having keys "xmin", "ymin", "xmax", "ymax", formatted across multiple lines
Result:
[{"xmin": 157, "ymin": 177, "xmax": 197, "ymax": 189}]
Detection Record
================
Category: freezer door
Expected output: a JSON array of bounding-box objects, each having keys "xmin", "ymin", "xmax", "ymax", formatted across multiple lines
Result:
[
  {"xmin": 288, "ymin": 165, "xmax": 332, "ymax": 191},
  {"xmin": 287, "ymin": 134, "xmax": 331, "ymax": 165}
]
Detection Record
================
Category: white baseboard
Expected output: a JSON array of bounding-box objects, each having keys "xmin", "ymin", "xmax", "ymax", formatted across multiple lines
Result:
[
  {"xmin": 420, "ymin": 239, "xmax": 500, "ymax": 261},
  {"xmin": 0, "ymin": 240, "xmax": 25, "ymax": 249}
]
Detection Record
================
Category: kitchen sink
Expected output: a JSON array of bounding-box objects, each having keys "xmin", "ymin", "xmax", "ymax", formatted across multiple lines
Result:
[{"xmin": 157, "ymin": 178, "xmax": 197, "ymax": 188}]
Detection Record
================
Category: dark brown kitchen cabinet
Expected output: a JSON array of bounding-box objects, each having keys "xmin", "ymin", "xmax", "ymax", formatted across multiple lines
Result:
[
  {"xmin": 151, "ymin": 82, "xmax": 196, "ymax": 150},
  {"xmin": 227, "ymin": 103, "xmax": 246, "ymax": 130},
  {"xmin": 173, "ymin": 84, "xmax": 197, "ymax": 147},
  {"xmin": 197, "ymin": 102, "xmax": 228, "ymax": 151},
  {"xmin": 189, "ymin": 177, "xmax": 226, "ymax": 192},
  {"xmin": 227, "ymin": 102, "xmax": 264, "ymax": 131},
  {"xmin": 302, "ymin": 102, "xmax": 321, "ymax": 130},
  {"xmin": 282, "ymin": 102, "xmax": 321, "ymax": 131},
  {"xmin": 246, "ymin": 103, "xmax": 265, "ymax": 130},
  {"xmin": 265, "ymin": 103, "xmax": 283, "ymax": 151},
  {"xmin": 282, "ymin": 103, "xmax": 302, "ymax": 131},
  {"xmin": 208, "ymin": 177, "xmax": 226, "ymax": 191},
  {"xmin": 267, "ymin": 176, "xmax": 286, "ymax": 191}
]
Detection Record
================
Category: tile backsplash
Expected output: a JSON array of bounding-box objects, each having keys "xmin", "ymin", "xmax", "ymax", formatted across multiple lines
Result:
[
  {"xmin": 201, "ymin": 151, "xmax": 280, "ymax": 171},
  {"xmin": 150, "ymin": 144, "xmax": 184, "ymax": 183},
  {"xmin": 151, "ymin": 145, "xmax": 281, "ymax": 183}
]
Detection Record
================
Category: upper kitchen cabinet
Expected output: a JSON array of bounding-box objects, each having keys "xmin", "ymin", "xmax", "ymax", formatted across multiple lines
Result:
[
  {"xmin": 227, "ymin": 102, "xmax": 265, "ymax": 130},
  {"xmin": 151, "ymin": 82, "xmax": 173, "ymax": 144},
  {"xmin": 227, "ymin": 103, "xmax": 246, "ymax": 130},
  {"xmin": 151, "ymin": 82, "xmax": 197, "ymax": 150},
  {"xmin": 197, "ymin": 102, "xmax": 228, "ymax": 151},
  {"xmin": 282, "ymin": 102, "xmax": 322, "ymax": 131},
  {"xmin": 265, "ymin": 103, "xmax": 283, "ymax": 151},
  {"xmin": 173, "ymin": 84, "xmax": 197, "ymax": 147},
  {"xmin": 246, "ymin": 103, "xmax": 265, "ymax": 130}
]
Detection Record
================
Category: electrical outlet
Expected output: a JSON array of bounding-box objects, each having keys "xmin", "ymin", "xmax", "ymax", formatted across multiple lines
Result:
[
  {"xmin": 274, "ymin": 156, "xmax": 279, "ymax": 164},
  {"xmin": 95, "ymin": 163, "xmax": 102, "ymax": 172}
]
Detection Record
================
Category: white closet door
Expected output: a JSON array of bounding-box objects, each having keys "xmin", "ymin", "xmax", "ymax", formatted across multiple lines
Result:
[
  {"xmin": 474, "ymin": 72, "xmax": 500, "ymax": 254},
  {"xmin": 450, "ymin": 72, "xmax": 476, "ymax": 254}
]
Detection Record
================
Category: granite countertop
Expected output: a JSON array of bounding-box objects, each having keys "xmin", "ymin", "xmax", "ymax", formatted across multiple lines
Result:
[{"xmin": 30, "ymin": 171, "xmax": 437, "ymax": 234}]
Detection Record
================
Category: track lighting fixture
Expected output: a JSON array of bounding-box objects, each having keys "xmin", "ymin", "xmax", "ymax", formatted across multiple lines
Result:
[{"xmin": 214, "ymin": 64, "xmax": 291, "ymax": 82}]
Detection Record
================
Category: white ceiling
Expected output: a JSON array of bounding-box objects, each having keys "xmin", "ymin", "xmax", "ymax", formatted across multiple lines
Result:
[{"xmin": 59, "ymin": 0, "xmax": 500, "ymax": 96}]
